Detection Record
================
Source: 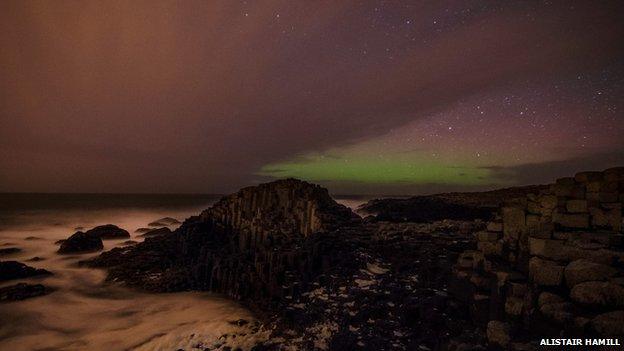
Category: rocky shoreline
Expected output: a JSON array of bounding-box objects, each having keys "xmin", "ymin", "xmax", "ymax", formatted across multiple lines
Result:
[
  {"xmin": 85, "ymin": 170, "xmax": 624, "ymax": 350},
  {"xmin": 83, "ymin": 179, "xmax": 488, "ymax": 350},
  {"xmin": 3, "ymin": 169, "xmax": 622, "ymax": 350}
]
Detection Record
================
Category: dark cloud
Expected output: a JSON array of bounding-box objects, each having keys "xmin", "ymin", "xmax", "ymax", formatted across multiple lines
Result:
[
  {"xmin": 486, "ymin": 150, "xmax": 624, "ymax": 186},
  {"xmin": 1, "ymin": 1, "xmax": 623, "ymax": 193}
]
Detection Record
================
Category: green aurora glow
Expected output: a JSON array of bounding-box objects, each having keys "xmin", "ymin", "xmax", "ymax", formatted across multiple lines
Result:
[{"xmin": 259, "ymin": 153, "xmax": 496, "ymax": 186}]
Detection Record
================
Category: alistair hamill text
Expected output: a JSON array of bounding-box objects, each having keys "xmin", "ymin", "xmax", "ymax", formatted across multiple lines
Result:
[{"xmin": 540, "ymin": 339, "xmax": 621, "ymax": 346}]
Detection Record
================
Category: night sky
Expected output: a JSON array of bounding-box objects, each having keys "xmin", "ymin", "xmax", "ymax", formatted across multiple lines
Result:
[{"xmin": 1, "ymin": 1, "xmax": 623, "ymax": 195}]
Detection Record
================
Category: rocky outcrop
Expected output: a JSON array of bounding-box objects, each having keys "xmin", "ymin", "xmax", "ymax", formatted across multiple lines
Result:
[
  {"xmin": 452, "ymin": 167, "xmax": 624, "ymax": 345},
  {"xmin": 82, "ymin": 171, "xmax": 624, "ymax": 348},
  {"xmin": 202, "ymin": 178, "xmax": 357, "ymax": 237},
  {"xmin": 87, "ymin": 179, "xmax": 360, "ymax": 300},
  {"xmin": 58, "ymin": 224, "xmax": 127, "ymax": 254},
  {"xmin": 138, "ymin": 227, "xmax": 171, "ymax": 237},
  {"xmin": 358, "ymin": 185, "xmax": 547, "ymax": 223},
  {"xmin": 0, "ymin": 261, "xmax": 52, "ymax": 282},
  {"xmin": 0, "ymin": 283, "xmax": 49, "ymax": 302},
  {"xmin": 58, "ymin": 231, "xmax": 104, "ymax": 254},
  {"xmin": 358, "ymin": 197, "xmax": 493, "ymax": 223},
  {"xmin": 86, "ymin": 179, "xmax": 482, "ymax": 349},
  {"xmin": 148, "ymin": 217, "xmax": 180, "ymax": 227},
  {"xmin": 85, "ymin": 224, "xmax": 130, "ymax": 239}
]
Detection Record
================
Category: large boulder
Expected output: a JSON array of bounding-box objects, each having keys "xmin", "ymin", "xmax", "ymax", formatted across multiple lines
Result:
[
  {"xmin": 85, "ymin": 224, "xmax": 130, "ymax": 239},
  {"xmin": 590, "ymin": 311, "xmax": 624, "ymax": 336},
  {"xmin": 58, "ymin": 231, "xmax": 104, "ymax": 254},
  {"xmin": 570, "ymin": 281, "xmax": 624, "ymax": 307},
  {"xmin": 564, "ymin": 259, "xmax": 617, "ymax": 288},
  {"xmin": 0, "ymin": 261, "xmax": 52, "ymax": 282}
]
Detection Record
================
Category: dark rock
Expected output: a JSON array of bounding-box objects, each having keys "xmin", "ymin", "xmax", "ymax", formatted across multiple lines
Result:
[
  {"xmin": 134, "ymin": 227, "xmax": 152, "ymax": 233},
  {"xmin": 26, "ymin": 256, "xmax": 45, "ymax": 262},
  {"xmin": 24, "ymin": 236, "xmax": 42, "ymax": 241},
  {"xmin": 487, "ymin": 321, "xmax": 510, "ymax": 348},
  {"xmin": 0, "ymin": 247, "xmax": 22, "ymax": 256},
  {"xmin": 570, "ymin": 281, "xmax": 624, "ymax": 307},
  {"xmin": 564, "ymin": 259, "xmax": 617, "ymax": 288},
  {"xmin": 85, "ymin": 179, "xmax": 479, "ymax": 349},
  {"xmin": 121, "ymin": 240, "xmax": 138, "ymax": 245},
  {"xmin": 229, "ymin": 319, "xmax": 250, "ymax": 327},
  {"xmin": 357, "ymin": 185, "xmax": 547, "ymax": 223},
  {"xmin": 148, "ymin": 217, "xmax": 181, "ymax": 227},
  {"xmin": 358, "ymin": 196, "xmax": 493, "ymax": 223},
  {"xmin": 590, "ymin": 311, "xmax": 624, "ymax": 336},
  {"xmin": 85, "ymin": 224, "xmax": 130, "ymax": 239},
  {"xmin": 58, "ymin": 231, "xmax": 103, "ymax": 254},
  {"xmin": 54, "ymin": 239, "xmax": 66, "ymax": 245},
  {"xmin": 0, "ymin": 283, "xmax": 49, "ymax": 302},
  {"xmin": 87, "ymin": 179, "xmax": 361, "ymax": 297},
  {"xmin": 138, "ymin": 227, "xmax": 171, "ymax": 237},
  {"xmin": 0, "ymin": 261, "xmax": 52, "ymax": 282}
]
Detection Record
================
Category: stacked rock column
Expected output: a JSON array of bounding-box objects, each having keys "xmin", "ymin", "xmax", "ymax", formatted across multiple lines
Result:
[{"xmin": 453, "ymin": 167, "xmax": 624, "ymax": 348}]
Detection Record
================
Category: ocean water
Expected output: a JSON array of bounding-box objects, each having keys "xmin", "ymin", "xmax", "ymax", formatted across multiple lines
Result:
[{"xmin": 0, "ymin": 193, "xmax": 369, "ymax": 350}]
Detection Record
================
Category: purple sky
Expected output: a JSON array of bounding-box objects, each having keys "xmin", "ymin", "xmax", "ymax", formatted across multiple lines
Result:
[{"xmin": 1, "ymin": 1, "xmax": 623, "ymax": 194}]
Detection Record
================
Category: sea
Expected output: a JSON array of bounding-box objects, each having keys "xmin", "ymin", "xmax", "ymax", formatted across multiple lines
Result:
[{"xmin": 0, "ymin": 193, "xmax": 370, "ymax": 350}]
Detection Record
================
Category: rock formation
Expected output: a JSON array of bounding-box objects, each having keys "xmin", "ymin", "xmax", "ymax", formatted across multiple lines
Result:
[
  {"xmin": 58, "ymin": 231, "xmax": 104, "ymax": 254},
  {"xmin": 148, "ymin": 217, "xmax": 181, "ymax": 227},
  {"xmin": 85, "ymin": 224, "xmax": 130, "ymax": 239},
  {"xmin": 57, "ymin": 224, "xmax": 128, "ymax": 254},
  {"xmin": 138, "ymin": 227, "xmax": 171, "ymax": 237},
  {"xmin": 358, "ymin": 185, "xmax": 546, "ymax": 223},
  {"xmin": 87, "ymin": 179, "xmax": 360, "ymax": 302},
  {"xmin": 0, "ymin": 261, "xmax": 52, "ymax": 282},
  {"xmin": 84, "ymin": 171, "xmax": 624, "ymax": 349},
  {"xmin": 452, "ymin": 167, "xmax": 624, "ymax": 345},
  {"xmin": 0, "ymin": 283, "xmax": 49, "ymax": 302},
  {"xmin": 87, "ymin": 179, "xmax": 480, "ymax": 349}
]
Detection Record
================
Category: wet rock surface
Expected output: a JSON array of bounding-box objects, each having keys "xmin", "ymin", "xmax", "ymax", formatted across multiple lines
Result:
[
  {"xmin": 85, "ymin": 224, "xmax": 130, "ymax": 239},
  {"xmin": 148, "ymin": 217, "xmax": 181, "ymax": 227},
  {"xmin": 358, "ymin": 185, "xmax": 547, "ymax": 223},
  {"xmin": 0, "ymin": 261, "xmax": 52, "ymax": 282},
  {"xmin": 0, "ymin": 282, "xmax": 50, "ymax": 302},
  {"xmin": 138, "ymin": 227, "xmax": 171, "ymax": 237},
  {"xmin": 83, "ymin": 171, "xmax": 624, "ymax": 349},
  {"xmin": 58, "ymin": 231, "xmax": 104, "ymax": 254},
  {"xmin": 84, "ymin": 179, "xmax": 482, "ymax": 349}
]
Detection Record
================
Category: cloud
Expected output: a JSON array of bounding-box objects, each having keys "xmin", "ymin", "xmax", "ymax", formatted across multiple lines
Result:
[
  {"xmin": 484, "ymin": 151, "xmax": 624, "ymax": 185},
  {"xmin": 1, "ymin": 1, "xmax": 622, "ymax": 192}
]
